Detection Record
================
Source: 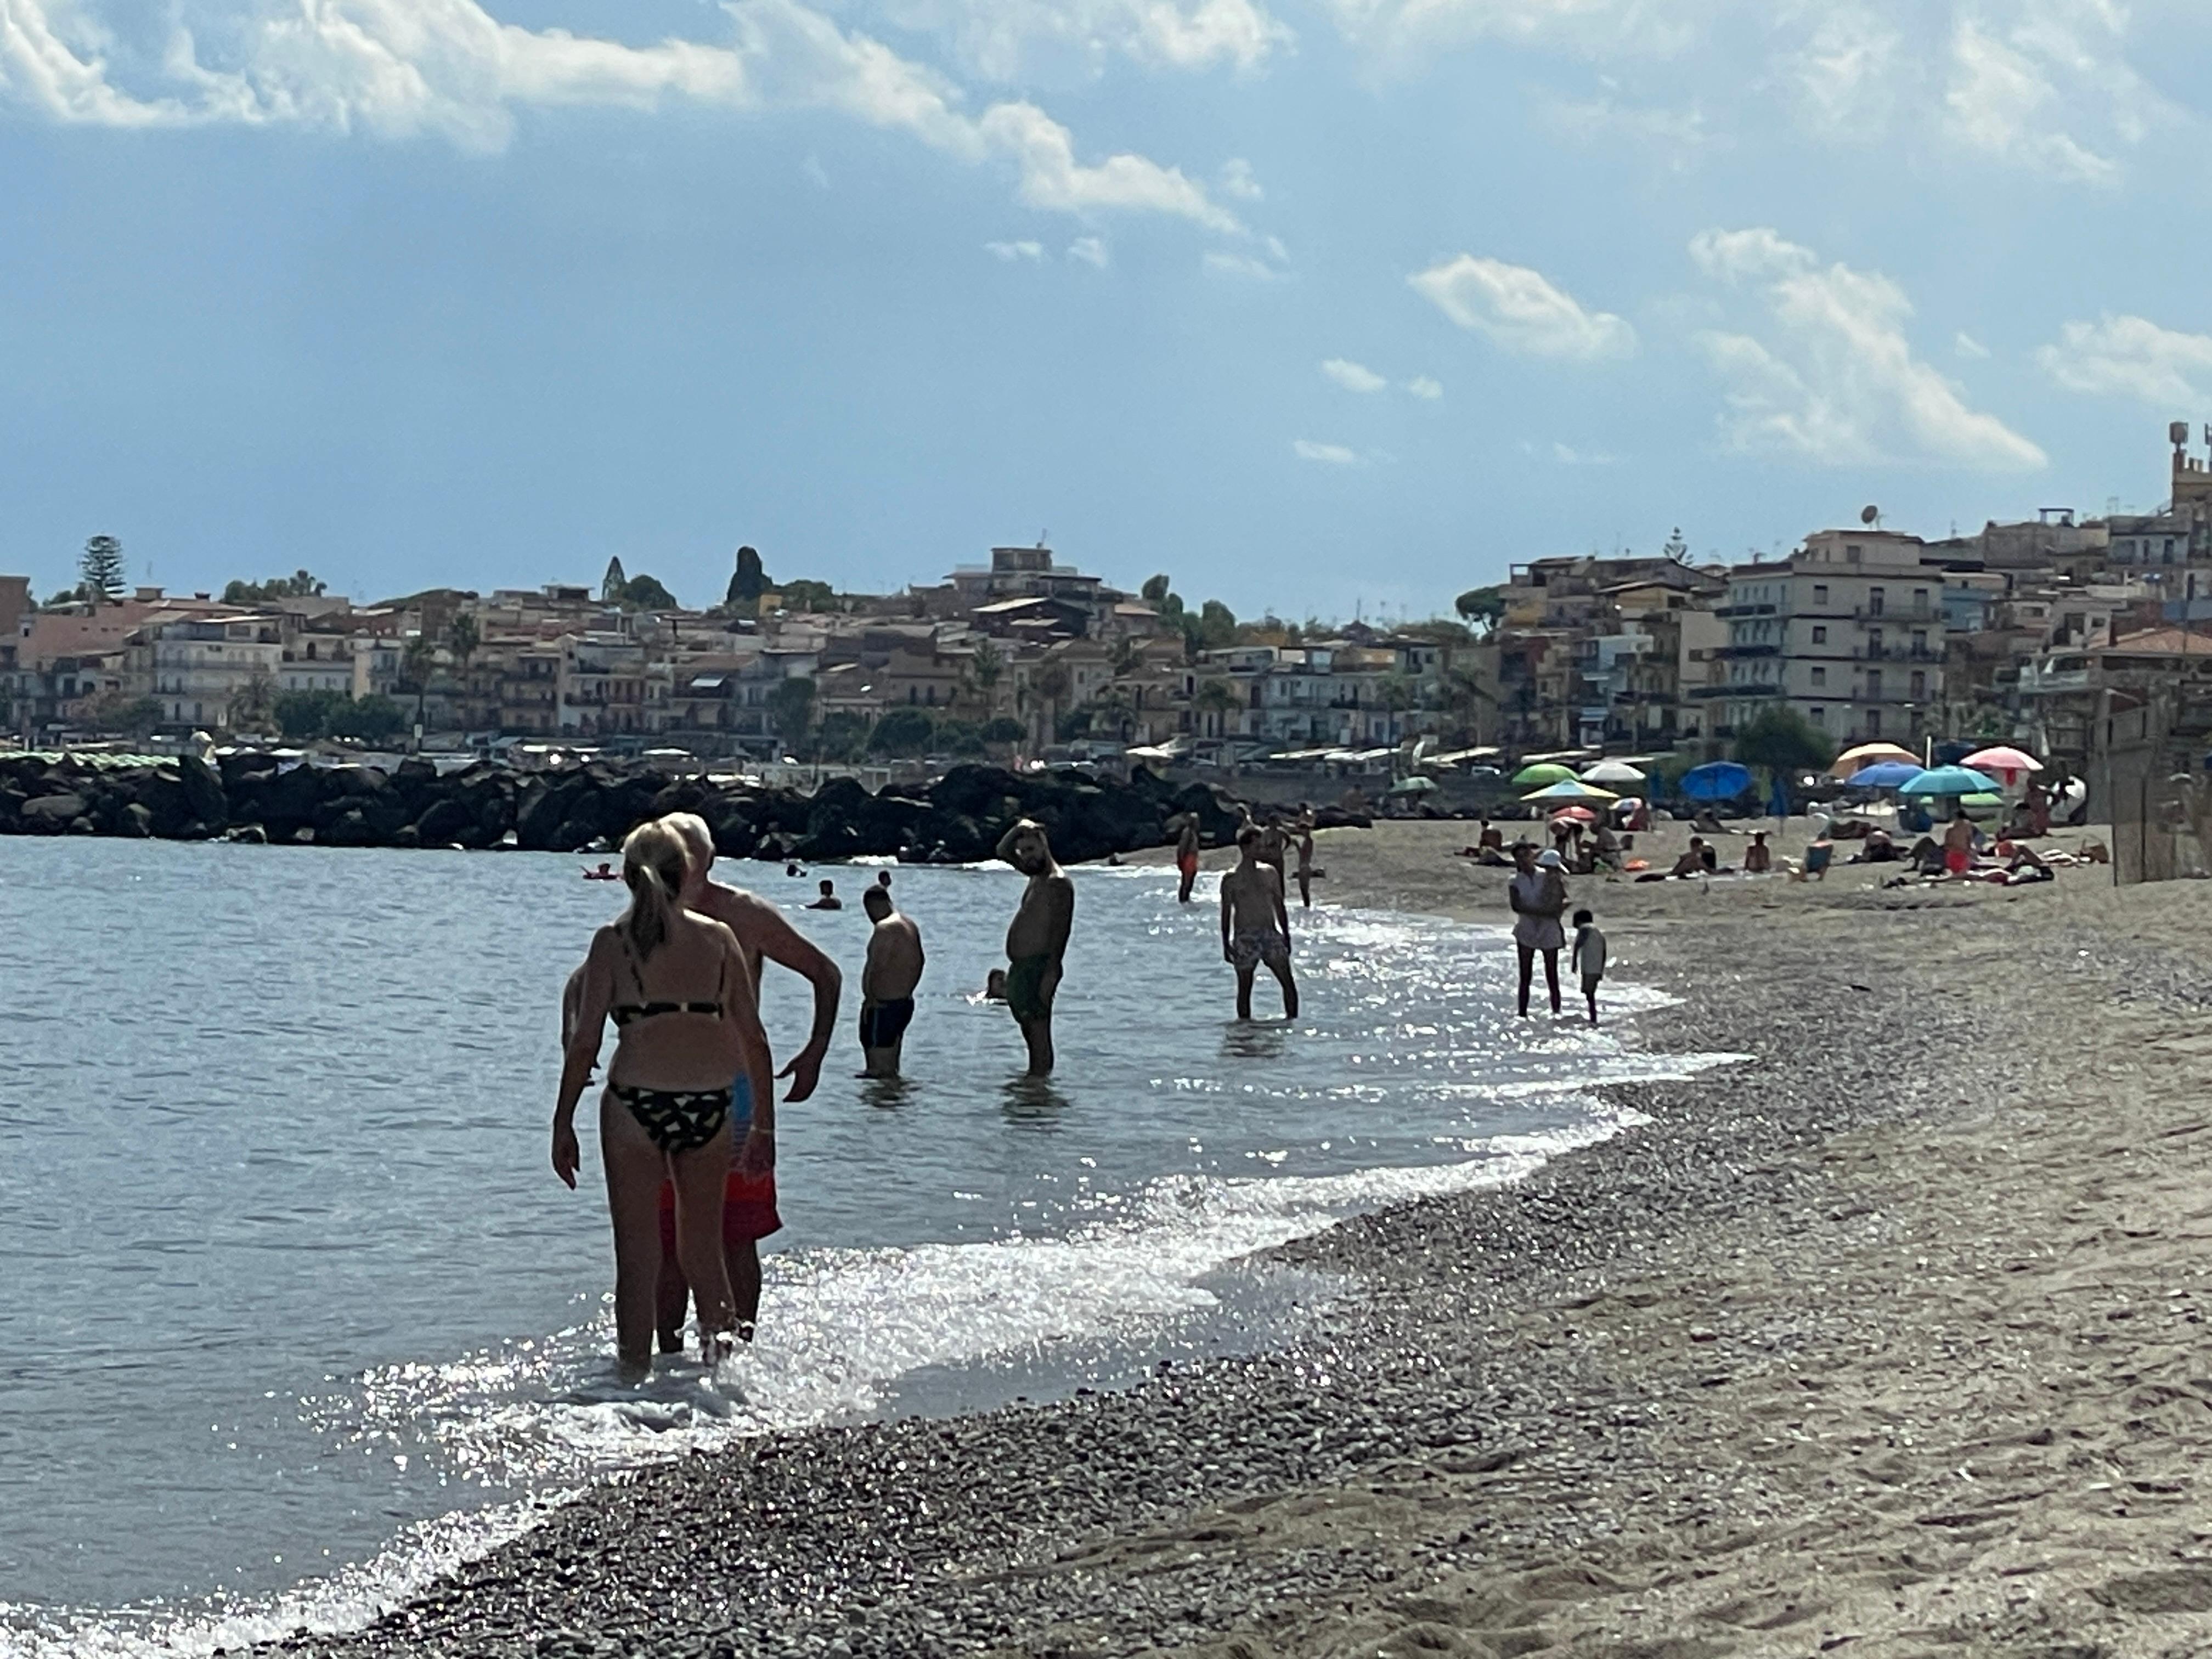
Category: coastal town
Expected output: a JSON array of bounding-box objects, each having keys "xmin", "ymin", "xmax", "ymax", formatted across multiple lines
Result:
[{"xmin": 8, "ymin": 424, "xmax": 2212, "ymax": 787}]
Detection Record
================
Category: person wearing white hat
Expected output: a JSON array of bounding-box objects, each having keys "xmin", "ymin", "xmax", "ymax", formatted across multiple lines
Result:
[{"xmin": 1508, "ymin": 844, "xmax": 1569, "ymax": 1017}]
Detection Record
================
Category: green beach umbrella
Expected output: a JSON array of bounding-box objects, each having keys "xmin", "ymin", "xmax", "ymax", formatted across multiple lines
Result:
[
  {"xmin": 1521, "ymin": 778, "xmax": 1618, "ymax": 802},
  {"xmin": 1512, "ymin": 762, "xmax": 1578, "ymax": 786}
]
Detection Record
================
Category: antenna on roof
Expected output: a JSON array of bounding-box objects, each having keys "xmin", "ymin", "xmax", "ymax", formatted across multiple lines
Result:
[
  {"xmin": 1039, "ymin": 529, "xmax": 1048, "ymax": 548},
  {"xmin": 1860, "ymin": 504, "xmax": 1880, "ymax": 527}
]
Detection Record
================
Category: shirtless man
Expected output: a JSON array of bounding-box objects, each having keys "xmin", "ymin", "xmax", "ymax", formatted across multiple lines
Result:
[
  {"xmin": 1943, "ymin": 808, "xmax": 1977, "ymax": 876},
  {"xmin": 807, "ymin": 879, "xmax": 842, "ymax": 911},
  {"xmin": 857, "ymin": 884, "xmax": 924, "ymax": 1077},
  {"xmin": 650, "ymin": 813, "xmax": 844, "ymax": 1345},
  {"xmin": 998, "ymin": 819, "xmax": 1075, "ymax": 1076},
  {"xmin": 1175, "ymin": 815, "xmax": 1201, "ymax": 904},
  {"xmin": 1293, "ymin": 812, "xmax": 1317, "ymax": 909},
  {"xmin": 1221, "ymin": 823, "xmax": 1298, "ymax": 1019},
  {"xmin": 1256, "ymin": 817, "xmax": 1290, "ymax": 888}
]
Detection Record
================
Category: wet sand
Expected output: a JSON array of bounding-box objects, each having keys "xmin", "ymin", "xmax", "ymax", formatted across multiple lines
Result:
[{"xmin": 292, "ymin": 819, "xmax": 2212, "ymax": 1659}]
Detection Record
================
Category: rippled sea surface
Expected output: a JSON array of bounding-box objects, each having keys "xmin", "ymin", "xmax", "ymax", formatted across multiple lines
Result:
[{"xmin": 0, "ymin": 839, "xmax": 1730, "ymax": 1652}]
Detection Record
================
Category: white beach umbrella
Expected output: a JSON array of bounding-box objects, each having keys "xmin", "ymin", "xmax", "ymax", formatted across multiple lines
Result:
[{"xmin": 1580, "ymin": 759, "xmax": 1647, "ymax": 785}]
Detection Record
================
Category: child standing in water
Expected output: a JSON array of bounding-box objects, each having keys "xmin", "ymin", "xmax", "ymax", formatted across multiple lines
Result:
[{"xmin": 1570, "ymin": 906, "xmax": 1607, "ymax": 1027}]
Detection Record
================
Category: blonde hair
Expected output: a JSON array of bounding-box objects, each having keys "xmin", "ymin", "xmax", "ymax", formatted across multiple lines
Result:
[
  {"xmin": 660, "ymin": 811, "xmax": 714, "ymax": 873},
  {"xmin": 621, "ymin": 820, "xmax": 691, "ymax": 958}
]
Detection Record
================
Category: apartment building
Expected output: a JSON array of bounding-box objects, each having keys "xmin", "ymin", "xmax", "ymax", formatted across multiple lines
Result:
[
  {"xmin": 1713, "ymin": 531, "xmax": 1945, "ymax": 744},
  {"xmin": 139, "ymin": 616, "xmax": 285, "ymax": 730}
]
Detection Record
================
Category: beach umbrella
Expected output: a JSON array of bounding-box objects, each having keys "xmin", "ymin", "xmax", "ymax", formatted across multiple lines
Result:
[
  {"xmin": 1849, "ymin": 759, "xmax": 1922, "ymax": 790},
  {"xmin": 1960, "ymin": 792, "xmax": 2004, "ymax": 810},
  {"xmin": 1522, "ymin": 778, "xmax": 1617, "ymax": 802},
  {"xmin": 1579, "ymin": 759, "xmax": 1646, "ymax": 785},
  {"xmin": 1832, "ymin": 741, "xmax": 1920, "ymax": 776},
  {"xmin": 1680, "ymin": 761, "xmax": 1753, "ymax": 800},
  {"xmin": 1512, "ymin": 761, "xmax": 1578, "ymax": 786},
  {"xmin": 1548, "ymin": 805, "xmax": 1599, "ymax": 825},
  {"xmin": 1960, "ymin": 745, "xmax": 2042, "ymax": 786},
  {"xmin": 1387, "ymin": 774, "xmax": 1438, "ymax": 794},
  {"xmin": 1898, "ymin": 764, "xmax": 2001, "ymax": 798}
]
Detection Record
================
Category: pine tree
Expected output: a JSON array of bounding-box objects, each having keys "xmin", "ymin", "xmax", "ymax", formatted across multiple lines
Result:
[
  {"xmin": 602, "ymin": 556, "xmax": 628, "ymax": 603},
  {"xmin": 79, "ymin": 535, "xmax": 126, "ymax": 602}
]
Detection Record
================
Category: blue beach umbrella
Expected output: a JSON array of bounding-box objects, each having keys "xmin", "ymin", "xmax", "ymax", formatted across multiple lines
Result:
[
  {"xmin": 1680, "ymin": 761, "xmax": 1753, "ymax": 800},
  {"xmin": 1849, "ymin": 759, "xmax": 1922, "ymax": 790},
  {"xmin": 1898, "ymin": 765, "xmax": 2001, "ymax": 798}
]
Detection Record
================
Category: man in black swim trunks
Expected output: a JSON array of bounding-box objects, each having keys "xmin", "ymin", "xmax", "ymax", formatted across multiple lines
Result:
[{"xmin": 858, "ymin": 883, "xmax": 925, "ymax": 1078}]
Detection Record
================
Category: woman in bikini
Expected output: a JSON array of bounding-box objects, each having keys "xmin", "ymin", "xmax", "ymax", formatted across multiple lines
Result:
[{"xmin": 553, "ymin": 819, "xmax": 776, "ymax": 1378}]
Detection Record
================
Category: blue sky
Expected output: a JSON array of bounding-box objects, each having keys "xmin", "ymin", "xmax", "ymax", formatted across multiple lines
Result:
[{"xmin": 3, "ymin": 0, "xmax": 2209, "ymax": 619}]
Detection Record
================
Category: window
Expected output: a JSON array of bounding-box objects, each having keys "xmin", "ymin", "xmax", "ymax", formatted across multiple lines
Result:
[
  {"xmin": 1812, "ymin": 625, "xmax": 1827, "ymax": 644},
  {"xmin": 1847, "ymin": 545, "xmax": 1863, "ymax": 563},
  {"xmin": 1813, "ymin": 584, "xmax": 1829, "ymax": 606},
  {"xmin": 1866, "ymin": 669, "xmax": 1883, "ymax": 699},
  {"xmin": 1913, "ymin": 588, "xmax": 1928, "ymax": 612},
  {"xmin": 1910, "ymin": 670, "xmax": 1926, "ymax": 698},
  {"xmin": 1810, "ymin": 706, "xmax": 1825, "ymax": 725},
  {"xmin": 1810, "ymin": 665, "xmax": 1826, "ymax": 685},
  {"xmin": 1867, "ymin": 628, "xmax": 1884, "ymax": 654},
  {"xmin": 1866, "ymin": 708, "xmax": 1882, "ymax": 736},
  {"xmin": 1868, "ymin": 586, "xmax": 1886, "ymax": 616},
  {"xmin": 1911, "ymin": 630, "xmax": 1928, "ymax": 655}
]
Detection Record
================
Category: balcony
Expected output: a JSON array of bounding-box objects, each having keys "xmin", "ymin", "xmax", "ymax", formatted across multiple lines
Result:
[
  {"xmin": 1858, "ymin": 644, "xmax": 1941, "ymax": 662},
  {"xmin": 1717, "ymin": 643, "xmax": 1778, "ymax": 658},
  {"xmin": 1689, "ymin": 683, "xmax": 1780, "ymax": 699},
  {"xmin": 1713, "ymin": 602, "xmax": 1776, "ymax": 618}
]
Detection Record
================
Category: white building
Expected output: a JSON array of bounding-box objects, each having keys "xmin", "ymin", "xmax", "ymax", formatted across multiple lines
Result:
[
  {"xmin": 1714, "ymin": 531, "xmax": 1945, "ymax": 744},
  {"xmin": 142, "ymin": 616, "xmax": 285, "ymax": 730}
]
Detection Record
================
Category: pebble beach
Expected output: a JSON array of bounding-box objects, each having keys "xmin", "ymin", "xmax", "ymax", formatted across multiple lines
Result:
[{"xmin": 274, "ymin": 817, "xmax": 2212, "ymax": 1659}]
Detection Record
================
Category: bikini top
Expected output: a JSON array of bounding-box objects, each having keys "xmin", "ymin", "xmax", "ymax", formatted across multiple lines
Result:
[{"xmin": 610, "ymin": 934, "xmax": 726, "ymax": 1026}]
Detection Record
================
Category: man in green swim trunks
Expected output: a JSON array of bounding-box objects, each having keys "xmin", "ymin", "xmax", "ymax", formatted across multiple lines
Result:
[{"xmin": 997, "ymin": 817, "xmax": 1075, "ymax": 1076}]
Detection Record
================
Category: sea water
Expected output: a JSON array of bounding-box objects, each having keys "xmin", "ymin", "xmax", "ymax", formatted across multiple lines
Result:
[{"xmin": 0, "ymin": 840, "xmax": 1731, "ymax": 1651}]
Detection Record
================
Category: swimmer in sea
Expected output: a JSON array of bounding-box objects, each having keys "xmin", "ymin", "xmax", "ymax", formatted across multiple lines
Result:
[
  {"xmin": 1220, "ymin": 823, "xmax": 1297, "ymax": 1020},
  {"xmin": 857, "ymin": 884, "xmax": 925, "ymax": 1078},
  {"xmin": 982, "ymin": 967, "xmax": 1008, "ymax": 1002},
  {"xmin": 583, "ymin": 860, "xmax": 619, "ymax": 881},
  {"xmin": 1175, "ymin": 815, "xmax": 1201, "ymax": 904},
  {"xmin": 998, "ymin": 818, "xmax": 1074, "ymax": 1076},
  {"xmin": 652, "ymin": 813, "xmax": 843, "ymax": 1347},
  {"xmin": 807, "ymin": 879, "xmax": 842, "ymax": 911},
  {"xmin": 553, "ymin": 820, "xmax": 775, "ymax": 1379}
]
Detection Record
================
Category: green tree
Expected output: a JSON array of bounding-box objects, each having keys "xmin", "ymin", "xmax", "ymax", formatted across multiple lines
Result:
[
  {"xmin": 92, "ymin": 693, "xmax": 163, "ymax": 736},
  {"xmin": 777, "ymin": 578, "xmax": 839, "ymax": 612},
  {"xmin": 446, "ymin": 612, "xmax": 481, "ymax": 674},
  {"xmin": 616, "ymin": 573, "xmax": 680, "ymax": 611},
  {"xmin": 80, "ymin": 535, "xmax": 126, "ymax": 602},
  {"xmin": 602, "ymin": 557, "xmax": 629, "ymax": 603},
  {"xmin": 1454, "ymin": 585, "xmax": 1506, "ymax": 635},
  {"xmin": 868, "ymin": 707, "xmax": 937, "ymax": 755},
  {"xmin": 1733, "ymin": 705, "xmax": 1835, "ymax": 775},
  {"xmin": 1032, "ymin": 661, "xmax": 1072, "ymax": 744},
  {"xmin": 1193, "ymin": 677, "xmax": 1240, "ymax": 733},
  {"xmin": 327, "ymin": 693, "xmax": 407, "ymax": 743},
  {"xmin": 1141, "ymin": 573, "xmax": 1173, "ymax": 605},
  {"xmin": 275, "ymin": 689, "xmax": 346, "ymax": 740},
  {"xmin": 223, "ymin": 570, "xmax": 327, "ymax": 605},
  {"xmin": 813, "ymin": 710, "xmax": 868, "ymax": 761},
  {"xmin": 970, "ymin": 639, "xmax": 1003, "ymax": 700},
  {"xmin": 980, "ymin": 715, "xmax": 1025, "ymax": 747},
  {"xmin": 232, "ymin": 671, "xmax": 278, "ymax": 733},
  {"xmin": 726, "ymin": 545, "xmax": 768, "ymax": 611},
  {"xmin": 768, "ymin": 675, "xmax": 816, "ymax": 753},
  {"xmin": 935, "ymin": 718, "xmax": 985, "ymax": 755}
]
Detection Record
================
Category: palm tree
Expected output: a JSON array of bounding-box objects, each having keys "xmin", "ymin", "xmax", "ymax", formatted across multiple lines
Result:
[
  {"xmin": 1193, "ymin": 677, "xmax": 1239, "ymax": 738},
  {"xmin": 400, "ymin": 635, "xmax": 436, "ymax": 738},
  {"xmin": 1033, "ymin": 661, "xmax": 1071, "ymax": 751}
]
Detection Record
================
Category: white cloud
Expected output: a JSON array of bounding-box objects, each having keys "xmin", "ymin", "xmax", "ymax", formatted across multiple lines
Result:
[
  {"xmin": 1408, "ymin": 254, "xmax": 1635, "ymax": 361},
  {"xmin": 986, "ymin": 239, "xmax": 1046, "ymax": 259},
  {"xmin": 0, "ymin": 0, "xmax": 1242, "ymax": 232},
  {"xmin": 1954, "ymin": 331, "xmax": 1990, "ymax": 360},
  {"xmin": 879, "ymin": 0, "xmax": 1289, "ymax": 81},
  {"xmin": 1319, "ymin": 0, "xmax": 1694, "ymax": 69},
  {"xmin": 1066, "ymin": 234, "xmax": 1108, "ymax": 266},
  {"xmin": 1943, "ymin": 16, "xmax": 2115, "ymax": 184},
  {"xmin": 2038, "ymin": 315, "xmax": 2212, "ymax": 408},
  {"xmin": 1203, "ymin": 250, "xmax": 1284, "ymax": 280},
  {"xmin": 1404, "ymin": 374, "xmax": 1443, "ymax": 399},
  {"xmin": 1784, "ymin": 4, "xmax": 1901, "ymax": 140},
  {"xmin": 1539, "ymin": 89, "xmax": 1716, "ymax": 167},
  {"xmin": 1321, "ymin": 357, "xmax": 1387, "ymax": 393},
  {"xmin": 1292, "ymin": 438, "xmax": 1362, "ymax": 465},
  {"xmin": 1219, "ymin": 156, "xmax": 1263, "ymax": 200},
  {"xmin": 1687, "ymin": 225, "xmax": 2046, "ymax": 472},
  {"xmin": 1551, "ymin": 442, "xmax": 1616, "ymax": 465}
]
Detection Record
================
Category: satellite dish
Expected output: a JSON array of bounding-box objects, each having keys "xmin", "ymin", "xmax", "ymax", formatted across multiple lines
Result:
[{"xmin": 1860, "ymin": 505, "xmax": 1880, "ymax": 526}]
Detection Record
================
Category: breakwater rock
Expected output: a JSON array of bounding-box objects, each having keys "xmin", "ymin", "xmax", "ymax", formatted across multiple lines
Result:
[{"xmin": 0, "ymin": 754, "xmax": 1369, "ymax": 865}]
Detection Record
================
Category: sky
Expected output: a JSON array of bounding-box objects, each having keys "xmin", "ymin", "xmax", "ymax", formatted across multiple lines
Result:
[{"xmin": 3, "ymin": 0, "xmax": 2210, "ymax": 622}]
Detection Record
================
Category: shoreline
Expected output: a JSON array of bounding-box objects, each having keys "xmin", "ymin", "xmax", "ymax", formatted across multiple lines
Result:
[{"xmin": 245, "ymin": 825, "xmax": 2212, "ymax": 1657}]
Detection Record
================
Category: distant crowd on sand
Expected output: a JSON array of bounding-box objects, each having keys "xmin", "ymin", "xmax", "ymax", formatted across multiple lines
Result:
[{"xmin": 551, "ymin": 801, "xmax": 1343, "ymax": 1375}]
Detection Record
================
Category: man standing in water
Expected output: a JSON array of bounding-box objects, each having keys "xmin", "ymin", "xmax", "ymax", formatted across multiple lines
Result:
[
  {"xmin": 857, "ymin": 883, "xmax": 924, "ymax": 1077},
  {"xmin": 1293, "ymin": 811, "xmax": 1317, "ymax": 909},
  {"xmin": 653, "ymin": 813, "xmax": 844, "ymax": 1345},
  {"xmin": 998, "ymin": 818, "xmax": 1074, "ymax": 1075},
  {"xmin": 1175, "ymin": 815, "xmax": 1201, "ymax": 904},
  {"xmin": 1220, "ymin": 823, "xmax": 1298, "ymax": 1020}
]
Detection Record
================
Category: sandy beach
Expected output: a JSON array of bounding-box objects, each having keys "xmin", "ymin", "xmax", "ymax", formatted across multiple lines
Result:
[{"xmin": 289, "ymin": 819, "xmax": 2212, "ymax": 1659}]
